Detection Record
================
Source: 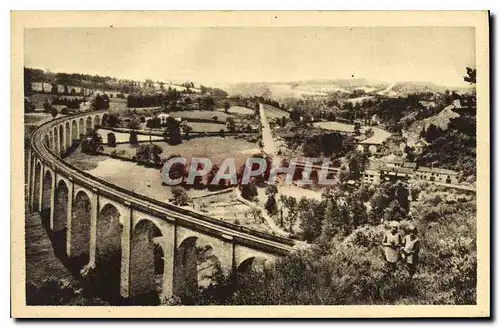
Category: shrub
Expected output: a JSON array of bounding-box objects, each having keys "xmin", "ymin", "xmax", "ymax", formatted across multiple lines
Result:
[
  {"xmin": 129, "ymin": 131, "xmax": 138, "ymax": 146},
  {"xmin": 171, "ymin": 187, "xmax": 189, "ymax": 206},
  {"xmin": 107, "ymin": 132, "xmax": 116, "ymax": 147}
]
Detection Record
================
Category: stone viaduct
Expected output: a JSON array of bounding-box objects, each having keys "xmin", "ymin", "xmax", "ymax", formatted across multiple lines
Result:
[{"xmin": 26, "ymin": 110, "xmax": 294, "ymax": 304}]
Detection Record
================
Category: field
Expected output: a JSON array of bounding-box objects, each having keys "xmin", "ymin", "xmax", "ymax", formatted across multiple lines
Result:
[
  {"xmin": 262, "ymin": 104, "xmax": 289, "ymax": 119},
  {"xmin": 312, "ymin": 121, "xmax": 357, "ymax": 133},
  {"xmin": 24, "ymin": 113, "xmax": 53, "ymax": 125},
  {"xmin": 215, "ymin": 106, "xmax": 254, "ymax": 115},
  {"xmin": 27, "ymin": 93, "xmax": 84, "ymax": 109},
  {"xmin": 96, "ymin": 128, "xmax": 163, "ymax": 144},
  {"xmin": 192, "ymin": 191, "xmax": 274, "ymax": 234},
  {"xmin": 167, "ymin": 110, "xmax": 232, "ymax": 121},
  {"xmin": 64, "ymin": 145, "xmax": 273, "ymax": 234},
  {"xmin": 186, "ymin": 122, "xmax": 227, "ymax": 132},
  {"xmin": 102, "ymin": 136, "xmax": 260, "ymax": 167}
]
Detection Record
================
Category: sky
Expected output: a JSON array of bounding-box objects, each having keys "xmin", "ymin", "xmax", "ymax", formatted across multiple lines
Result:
[{"xmin": 24, "ymin": 27, "xmax": 475, "ymax": 87}]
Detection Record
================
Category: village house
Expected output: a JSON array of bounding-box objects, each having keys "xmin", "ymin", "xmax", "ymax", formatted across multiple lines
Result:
[
  {"xmin": 414, "ymin": 166, "xmax": 459, "ymax": 184},
  {"xmin": 42, "ymin": 82, "xmax": 52, "ymax": 93},
  {"xmin": 380, "ymin": 154, "xmax": 404, "ymax": 168},
  {"xmin": 157, "ymin": 113, "xmax": 182, "ymax": 125},
  {"xmin": 370, "ymin": 114, "xmax": 381, "ymax": 125},
  {"xmin": 362, "ymin": 168, "xmax": 381, "ymax": 184},
  {"xmin": 31, "ymin": 82, "xmax": 44, "ymax": 92},
  {"xmin": 413, "ymin": 139, "xmax": 429, "ymax": 155}
]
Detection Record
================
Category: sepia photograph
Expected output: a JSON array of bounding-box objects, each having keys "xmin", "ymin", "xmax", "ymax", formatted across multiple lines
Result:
[{"xmin": 11, "ymin": 11, "xmax": 490, "ymax": 318}]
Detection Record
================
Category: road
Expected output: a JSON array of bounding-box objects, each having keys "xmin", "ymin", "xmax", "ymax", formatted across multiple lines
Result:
[{"xmin": 259, "ymin": 103, "xmax": 278, "ymax": 155}]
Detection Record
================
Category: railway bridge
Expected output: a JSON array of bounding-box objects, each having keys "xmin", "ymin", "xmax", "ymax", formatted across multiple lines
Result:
[{"xmin": 26, "ymin": 110, "xmax": 294, "ymax": 304}]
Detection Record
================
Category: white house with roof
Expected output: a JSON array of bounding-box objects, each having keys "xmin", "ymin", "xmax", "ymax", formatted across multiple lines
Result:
[
  {"xmin": 157, "ymin": 113, "xmax": 170, "ymax": 125},
  {"xmin": 31, "ymin": 82, "xmax": 44, "ymax": 92},
  {"xmin": 415, "ymin": 166, "xmax": 459, "ymax": 184}
]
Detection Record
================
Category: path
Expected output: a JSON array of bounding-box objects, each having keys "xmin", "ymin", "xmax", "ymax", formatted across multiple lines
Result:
[{"xmin": 259, "ymin": 103, "xmax": 278, "ymax": 155}]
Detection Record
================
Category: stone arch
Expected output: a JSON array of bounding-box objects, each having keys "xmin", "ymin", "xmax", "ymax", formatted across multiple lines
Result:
[
  {"xmin": 58, "ymin": 125, "xmax": 64, "ymax": 154},
  {"xmin": 86, "ymin": 116, "xmax": 93, "ymax": 135},
  {"xmin": 129, "ymin": 219, "xmax": 163, "ymax": 305},
  {"xmin": 53, "ymin": 180, "xmax": 69, "ymax": 254},
  {"xmin": 94, "ymin": 115, "xmax": 101, "ymax": 129},
  {"xmin": 33, "ymin": 162, "xmax": 42, "ymax": 212},
  {"xmin": 95, "ymin": 203, "xmax": 123, "ymax": 302},
  {"xmin": 49, "ymin": 130, "xmax": 54, "ymax": 150},
  {"xmin": 236, "ymin": 256, "xmax": 268, "ymax": 274},
  {"xmin": 65, "ymin": 121, "xmax": 71, "ymax": 148},
  {"xmin": 71, "ymin": 120, "xmax": 78, "ymax": 141},
  {"xmin": 43, "ymin": 134, "xmax": 49, "ymax": 148},
  {"xmin": 174, "ymin": 236, "xmax": 222, "ymax": 304},
  {"xmin": 234, "ymin": 256, "xmax": 270, "ymax": 297},
  {"xmin": 41, "ymin": 169, "xmax": 52, "ymax": 223},
  {"xmin": 102, "ymin": 113, "xmax": 109, "ymax": 126},
  {"xmin": 53, "ymin": 127, "xmax": 59, "ymax": 153},
  {"xmin": 79, "ymin": 118, "xmax": 85, "ymax": 138},
  {"xmin": 70, "ymin": 190, "xmax": 92, "ymax": 268}
]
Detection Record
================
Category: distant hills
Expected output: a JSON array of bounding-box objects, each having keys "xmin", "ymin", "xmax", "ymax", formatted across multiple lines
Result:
[{"xmin": 216, "ymin": 79, "xmax": 474, "ymax": 99}]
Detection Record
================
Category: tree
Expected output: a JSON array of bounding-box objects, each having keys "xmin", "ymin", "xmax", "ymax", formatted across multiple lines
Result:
[
  {"xmin": 81, "ymin": 133, "xmax": 103, "ymax": 154},
  {"xmin": 224, "ymin": 101, "xmax": 231, "ymax": 113},
  {"xmin": 181, "ymin": 123, "xmax": 193, "ymax": 140},
  {"xmin": 51, "ymin": 107, "xmax": 58, "ymax": 119},
  {"xmin": 248, "ymin": 207, "xmax": 263, "ymax": 224},
  {"xmin": 423, "ymin": 123, "xmax": 443, "ymax": 143},
  {"xmin": 318, "ymin": 199, "xmax": 342, "ymax": 244},
  {"xmin": 104, "ymin": 113, "xmax": 120, "ymax": 127},
  {"xmin": 148, "ymin": 144, "xmax": 163, "ymax": 164},
  {"xmin": 135, "ymin": 144, "xmax": 150, "ymax": 164},
  {"xmin": 164, "ymin": 117, "xmax": 182, "ymax": 145},
  {"xmin": 404, "ymin": 145, "xmax": 415, "ymax": 162},
  {"xmin": 265, "ymin": 194, "xmax": 278, "ymax": 215},
  {"xmin": 226, "ymin": 117, "xmax": 236, "ymax": 133},
  {"xmin": 127, "ymin": 118, "xmax": 140, "ymax": 130},
  {"xmin": 297, "ymin": 198, "xmax": 326, "ymax": 242},
  {"xmin": 346, "ymin": 150, "xmax": 369, "ymax": 180},
  {"xmin": 91, "ymin": 93, "xmax": 110, "ymax": 111},
  {"xmin": 365, "ymin": 128, "xmax": 374, "ymax": 138},
  {"xmin": 202, "ymin": 97, "xmax": 215, "ymax": 111},
  {"xmin": 279, "ymin": 195, "xmax": 298, "ymax": 232},
  {"xmin": 146, "ymin": 117, "xmax": 161, "ymax": 130},
  {"xmin": 129, "ymin": 130, "xmax": 138, "ymax": 146},
  {"xmin": 240, "ymin": 180, "xmax": 258, "ymax": 201},
  {"xmin": 107, "ymin": 132, "xmax": 116, "ymax": 147},
  {"xmin": 24, "ymin": 97, "xmax": 35, "ymax": 112},
  {"xmin": 354, "ymin": 122, "xmax": 361, "ymax": 136},
  {"xmin": 172, "ymin": 186, "xmax": 189, "ymax": 206},
  {"xmin": 464, "ymin": 67, "xmax": 476, "ymax": 84}
]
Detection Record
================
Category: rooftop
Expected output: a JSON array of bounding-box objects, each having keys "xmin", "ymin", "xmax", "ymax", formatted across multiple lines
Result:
[{"xmin": 417, "ymin": 166, "xmax": 458, "ymax": 175}]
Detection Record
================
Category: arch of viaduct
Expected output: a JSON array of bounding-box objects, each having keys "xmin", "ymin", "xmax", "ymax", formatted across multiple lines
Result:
[{"xmin": 26, "ymin": 111, "xmax": 294, "ymax": 304}]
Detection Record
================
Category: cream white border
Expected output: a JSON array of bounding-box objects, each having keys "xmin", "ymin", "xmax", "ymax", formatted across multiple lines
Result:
[{"xmin": 11, "ymin": 10, "xmax": 490, "ymax": 318}]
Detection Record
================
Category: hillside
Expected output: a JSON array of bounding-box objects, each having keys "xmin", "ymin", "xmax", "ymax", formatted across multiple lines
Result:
[
  {"xmin": 407, "ymin": 104, "xmax": 460, "ymax": 136},
  {"xmin": 387, "ymin": 82, "xmax": 473, "ymax": 97}
]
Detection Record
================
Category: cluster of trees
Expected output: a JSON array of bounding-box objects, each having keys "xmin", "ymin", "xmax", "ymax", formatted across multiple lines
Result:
[
  {"xmin": 416, "ymin": 68, "xmax": 477, "ymax": 180},
  {"xmin": 136, "ymin": 143, "xmax": 163, "ymax": 165},
  {"xmin": 81, "ymin": 133, "xmax": 103, "ymax": 154},
  {"xmin": 24, "ymin": 67, "xmax": 145, "ymax": 94},
  {"xmin": 199, "ymin": 85, "xmax": 228, "ymax": 98},
  {"xmin": 52, "ymin": 97, "xmax": 84, "ymax": 109},
  {"xmin": 127, "ymin": 89, "xmax": 181, "ymax": 108},
  {"xmin": 191, "ymin": 182, "xmax": 476, "ymax": 306}
]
